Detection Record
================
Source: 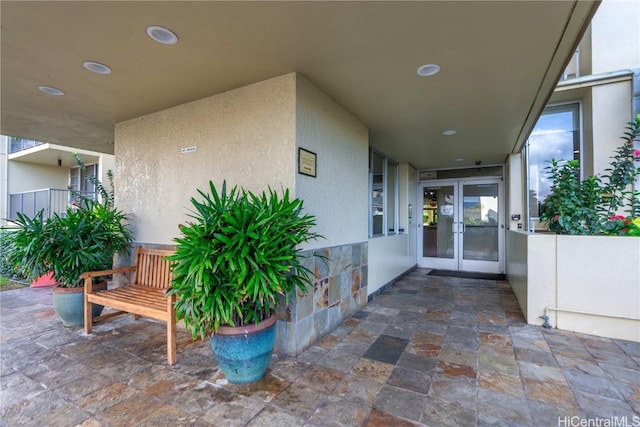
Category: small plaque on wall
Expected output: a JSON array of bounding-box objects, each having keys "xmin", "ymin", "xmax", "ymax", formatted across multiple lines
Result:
[{"xmin": 298, "ymin": 148, "xmax": 317, "ymax": 177}]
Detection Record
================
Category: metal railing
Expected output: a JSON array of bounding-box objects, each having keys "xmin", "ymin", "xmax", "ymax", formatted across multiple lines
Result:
[
  {"xmin": 8, "ymin": 189, "xmax": 97, "ymax": 220},
  {"xmin": 9, "ymin": 138, "xmax": 44, "ymax": 154}
]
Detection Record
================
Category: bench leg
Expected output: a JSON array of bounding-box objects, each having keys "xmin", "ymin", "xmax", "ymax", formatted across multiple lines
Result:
[
  {"xmin": 84, "ymin": 297, "xmax": 93, "ymax": 334},
  {"xmin": 167, "ymin": 295, "xmax": 177, "ymax": 365}
]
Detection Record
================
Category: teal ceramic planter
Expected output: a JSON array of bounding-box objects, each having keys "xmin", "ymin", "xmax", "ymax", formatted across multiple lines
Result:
[
  {"xmin": 210, "ymin": 315, "xmax": 276, "ymax": 384},
  {"xmin": 52, "ymin": 283, "xmax": 105, "ymax": 327}
]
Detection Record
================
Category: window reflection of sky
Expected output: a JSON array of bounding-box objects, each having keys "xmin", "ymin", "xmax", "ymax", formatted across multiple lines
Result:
[{"xmin": 528, "ymin": 107, "xmax": 578, "ymax": 216}]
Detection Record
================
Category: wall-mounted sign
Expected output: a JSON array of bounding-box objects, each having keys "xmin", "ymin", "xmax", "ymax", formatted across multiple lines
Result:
[
  {"xmin": 440, "ymin": 205, "xmax": 454, "ymax": 216},
  {"xmin": 298, "ymin": 148, "xmax": 317, "ymax": 177},
  {"xmin": 181, "ymin": 146, "xmax": 197, "ymax": 154}
]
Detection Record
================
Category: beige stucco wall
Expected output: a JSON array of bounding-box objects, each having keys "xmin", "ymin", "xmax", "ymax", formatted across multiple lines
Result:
[
  {"xmin": 294, "ymin": 76, "xmax": 369, "ymax": 250},
  {"xmin": 115, "ymin": 74, "xmax": 297, "ymax": 245},
  {"xmin": 8, "ymin": 161, "xmax": 69, "ymax": 193},
  {"xmin": 591, "ymin": 80, "xmax": 633, "ymax": 176},
  {"xmin": 590, "ymin": 0, "xmax": 640, "ymax": 75},
  {"xmin": 98, "ymin": 153, "xmax": 115, "ymax": 190}
]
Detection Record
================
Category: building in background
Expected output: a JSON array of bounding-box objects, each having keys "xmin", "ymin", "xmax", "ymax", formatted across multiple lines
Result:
[{"xmin": 0, "ymin": 135, "xmax": 114, "ymax": 225}]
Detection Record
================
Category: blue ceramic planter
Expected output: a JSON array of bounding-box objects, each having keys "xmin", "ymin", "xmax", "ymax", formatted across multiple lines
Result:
[
  {"xmin": 52, "ymin": 283, "xmax": 105, "ymax": 327},
  {"xmin": 210, "ymin": 315, "xmax": 276, "ymax": 384}
]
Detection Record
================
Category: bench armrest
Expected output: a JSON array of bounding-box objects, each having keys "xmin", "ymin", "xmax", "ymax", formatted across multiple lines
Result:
[
  {"xmin": 81, "ymin": 265, "xmax": 137, "ymax": 280},
  {"xmin": 82, "ymin": 265, "xmax": 137, "ymax": 293}
]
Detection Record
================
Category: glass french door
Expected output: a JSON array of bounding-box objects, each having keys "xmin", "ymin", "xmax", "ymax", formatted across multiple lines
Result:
[{"xmin": 418, "ymin": 179, "xmax": 504, "ymax": 273}]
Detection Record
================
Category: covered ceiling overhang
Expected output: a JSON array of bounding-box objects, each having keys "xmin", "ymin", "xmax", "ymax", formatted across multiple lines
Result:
[
  {"xmin": 8, "ymin": 143, "xmax": 101, "ymax": 169},
  {"xmin": 0, "ymin": 1, "xmax": 599, "ymax": 170}
]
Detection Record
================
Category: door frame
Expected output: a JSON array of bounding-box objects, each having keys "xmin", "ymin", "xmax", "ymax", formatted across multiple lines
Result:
[{"xmin": 417, "ymin": 177, "xmax": 505, "ymax": 274}]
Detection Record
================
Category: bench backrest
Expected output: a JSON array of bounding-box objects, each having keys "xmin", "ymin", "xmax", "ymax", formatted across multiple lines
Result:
[{"xmin": 132, "ymin": 246, "xmax": 175, "ymax": 289}]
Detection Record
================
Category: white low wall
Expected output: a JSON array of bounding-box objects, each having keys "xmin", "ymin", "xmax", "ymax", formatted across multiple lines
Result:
[
  {"xmin": 368, "ymin": 233, "xmax": 416, "ymax": 296},
  {"xmin": 507, "ymin": 230, "xmax": 640, "ymax": 342}
]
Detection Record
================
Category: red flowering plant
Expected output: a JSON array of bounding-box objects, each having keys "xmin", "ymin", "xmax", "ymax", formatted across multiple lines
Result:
[
  {"xmin": 541, "ymin": 114, "xmax": 640, "ymax": 235},
  {"xmin": 601, "ymin": 214, "xmax": 639, "ymax": 236}
]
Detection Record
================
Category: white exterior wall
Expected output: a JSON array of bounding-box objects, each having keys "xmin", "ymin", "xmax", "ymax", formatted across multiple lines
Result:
[
  {"xmin": 115, "ymin": 74, "xmax": 297, "ymax": 245},
  {"xmin": 294, "ymin": 76, "xmax": 369, "ymax": 250},
  {"xmin": 507, "ymin": 231, "xmax": 640, "ymax": 343},
  {"xmin": 506, "ymin": 153, "xmax": 523, "ymax": 232},
  {"xmin": 590, "ymin": 0, "xmax": 640, "ymax": 74},
  {"xmin": 0, "ymin": 136, "xmax": 8, "ymax": 223}
]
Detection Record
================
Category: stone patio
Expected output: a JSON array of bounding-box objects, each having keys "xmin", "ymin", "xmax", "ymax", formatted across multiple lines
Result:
[{"xmin": 1, "ymin": 269, "xmax": 639, "ymax": 426}]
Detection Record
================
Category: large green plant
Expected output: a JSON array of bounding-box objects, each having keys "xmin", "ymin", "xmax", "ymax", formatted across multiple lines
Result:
[
  {"xmin": 8, "ymin": 200, "xmax": 133, "ymax": 287},
  {"xmin": 541, "ymin": 114, "xmax": 640, "ymax": 235},
  {"xmin": 168, "ymin": 181, "xmax": 322, "ymax": 339}
]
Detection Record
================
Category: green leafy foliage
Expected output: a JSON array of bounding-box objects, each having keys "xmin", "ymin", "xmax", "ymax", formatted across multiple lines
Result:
[
  {"xmin": 0, "ymin": 229, "xmax": 21, "ymax": 278},
  {"xmin": 5, "ymin": 202, "xmax": 133, "ymax": 287},
  {"xmin": 167, "ymin": 181, "xmax": 323, "ymax": 339},
  {"xmin": 72, "ymin": 152, "xmax": 115, "ymax": 208},
  {"xmin": 540, "ymin": 114, "xmax": 640, "ymax": 235}
]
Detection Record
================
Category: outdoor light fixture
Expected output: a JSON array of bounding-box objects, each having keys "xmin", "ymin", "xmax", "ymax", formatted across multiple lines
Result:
[
  {"xmin": 83, "ymin": 61, "xmax": 112, "ymax": 74},
  {"xmin": 57, "ymin": 159, "xmax": 62, "ymax": 167},
  {"xmin": 38, "ymin": 86, "xmax": 65, "ymax": 96},
  {"xmin": 442, "ymin": 129, "xmax": 457, "ymax": 136},
  {"xmin": 146, "ymin": 25, "xmax": 179, "ymax": 45},
  {"xmin": 417, "ymin": 64, "xmax": 441, "ymax": 77}
]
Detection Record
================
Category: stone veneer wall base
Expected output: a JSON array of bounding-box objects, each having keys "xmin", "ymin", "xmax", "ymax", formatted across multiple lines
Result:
[{"xmin": 275, "ymin": 242, "xmax": 368, "ymax": 356}]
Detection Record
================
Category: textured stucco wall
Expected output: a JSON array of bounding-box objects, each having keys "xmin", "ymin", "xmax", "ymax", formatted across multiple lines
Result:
[
  {"xmin": 294, "ymin": 75, "xmax": 369, "ymax": 250},
  {"xmin": 115, "ymin": 74, "xmax": 297, "ymax": 244}
]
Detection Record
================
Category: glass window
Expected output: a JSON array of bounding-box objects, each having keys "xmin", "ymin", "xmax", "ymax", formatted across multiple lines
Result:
[
  {"xmin": 387, "ymin": 162, "xmax": 397, "ymax": 234},
  {"xmin": 370, "ymin": 149, "xmax": 398, "ymax": 237},
  {"xmin": 526, "ymin": 103, "xmax": 580, "ymax": 226},
  {"xmin": 371, "ymin": 151, "xmax": 384, "ymax": 236}
]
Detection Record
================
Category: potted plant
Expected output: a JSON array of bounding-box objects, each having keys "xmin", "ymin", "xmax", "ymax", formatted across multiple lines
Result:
[
  {"xmin": 8, "ymin": 200, "xmax": 133, "ymax": 326},
  {"xmin": 168, "ymin": 180, "xmax": 322, "ymax": 384},
  {"xmin": 6, "ymin": 157, "xmax": 133, "ymax": 326}
]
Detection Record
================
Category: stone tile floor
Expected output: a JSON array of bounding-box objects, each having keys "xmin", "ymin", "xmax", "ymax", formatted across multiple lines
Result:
[{"xmin": 1, "ymin": 269, "xmax": 639, "ymax": 426}]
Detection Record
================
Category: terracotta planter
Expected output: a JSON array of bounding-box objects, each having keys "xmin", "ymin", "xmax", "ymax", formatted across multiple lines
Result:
[
  {"xmin": 52, "ymin": 281, "xmax": 107, "ymax": 327},
  {"xmin": 210, "ymin": 314, "xmax": 277, "ymax": 384}
]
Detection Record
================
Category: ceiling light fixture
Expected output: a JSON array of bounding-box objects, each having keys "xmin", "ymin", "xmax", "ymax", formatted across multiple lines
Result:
[
  {"xmin": 442, "ymin": 130, "xmax": 457, "ymax": 136},
  {"xmin": 146, "ymin": 25, "xmax": 178, "ymax": 45},
  {"xmin": 454, "ymin": 158, "xmax": 465, "ymax": 162},
  {"xmin": 38, "ymin": 86, "xmax": 65, "ymax": 96},
  {"xmin": 417, "ymin": 64, "xmax": 441, "ymax": 77},
  {"xmin": 83, "ymin": 61, "xmax": 112, "ymax": 74}
]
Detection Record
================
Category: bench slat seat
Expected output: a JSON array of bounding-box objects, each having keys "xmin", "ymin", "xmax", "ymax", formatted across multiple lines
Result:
[
  {"xmin": 88, "ymin": 286, "xmax": 169, "ymax": 317},
  {"xmin": 83, "ymin": 246, "xmax": 178, "ymax": 365}
]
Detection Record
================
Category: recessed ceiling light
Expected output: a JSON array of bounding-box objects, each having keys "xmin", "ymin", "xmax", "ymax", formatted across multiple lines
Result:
[
  {"xmin": 146, "ymin": 25, "xmax": 178, "ymax": 45},
  {"xmin": 417, "ymin": 64, "xmax": 441, "ymax": 77},
  {"xmin": 454, "ymin": 158, "xmax": 465, "ymax": 162},
  {"xmin": 38, "ymin": 86, "xmax": 65, "ymax": 96},
  {"xmin": 442, "ymin": 130, "xmax": 457, "ymax": 136},
  {"xmin": 83, "ymin": 61, "xmax": 112, "ymax": 74}
]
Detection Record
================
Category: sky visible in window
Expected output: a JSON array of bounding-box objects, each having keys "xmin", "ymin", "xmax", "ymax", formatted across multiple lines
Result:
[{"xmin": 528, "ymin": 108, "xmax": 578, "ymax": 215}]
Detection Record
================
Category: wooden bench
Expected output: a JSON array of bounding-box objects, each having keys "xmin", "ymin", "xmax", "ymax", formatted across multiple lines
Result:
[{"xmin": 82, "ymin": 246, "xmax": 178, "ymax": 365}]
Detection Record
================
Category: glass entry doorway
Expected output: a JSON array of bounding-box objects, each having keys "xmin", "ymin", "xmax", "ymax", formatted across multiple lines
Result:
[{"xmin": 418, "ymin": 179, "xmax": 504, "ymax": 274}]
